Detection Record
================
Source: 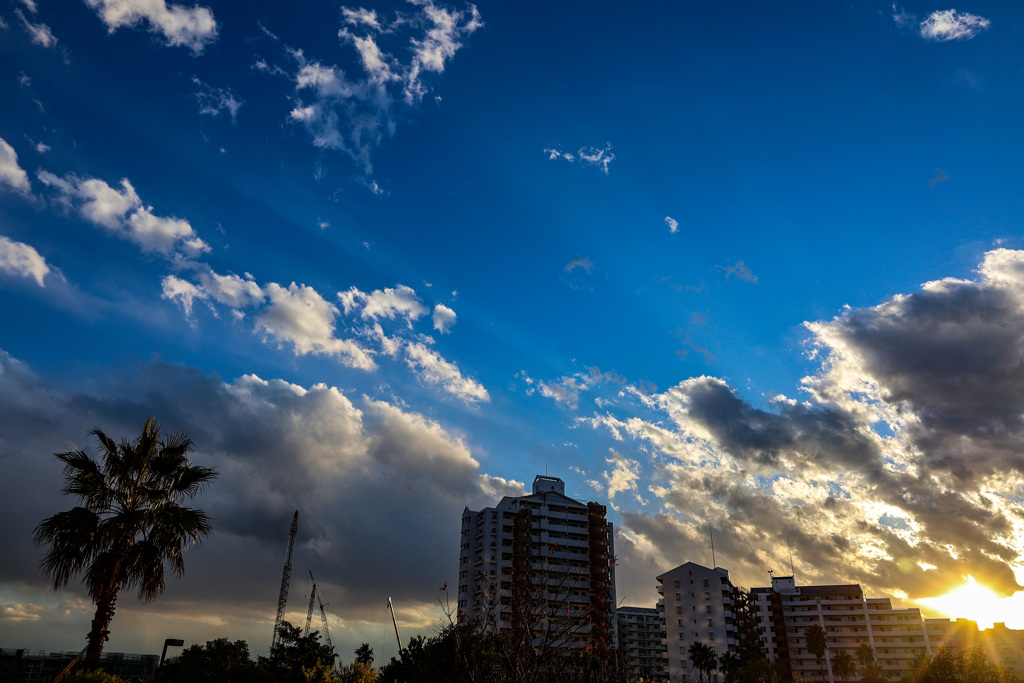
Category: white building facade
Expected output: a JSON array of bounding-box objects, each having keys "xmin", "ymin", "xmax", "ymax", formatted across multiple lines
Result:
[
  {"xmin": 616, "ymin": 606, "xmax": 668, "ymax": 681},
  {"xmin": 751, "ymin": 575, "xmax": 961, "ymax": 682},
  {"xmin": 458, "ymin": 475, "xmax": 617, "ymax": 660},
  {"xmin": 657, "ymin": 562, "xmax": 738, "ymax": 681}
]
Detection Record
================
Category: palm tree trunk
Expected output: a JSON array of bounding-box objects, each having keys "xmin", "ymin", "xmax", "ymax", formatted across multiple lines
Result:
[{"xmin": 84, "ymin": 583, "xmax": 119, "ymax": 668}]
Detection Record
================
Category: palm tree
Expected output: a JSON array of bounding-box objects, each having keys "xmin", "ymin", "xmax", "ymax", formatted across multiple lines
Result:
[
  {"xmin": 804, "ymin": 624, "xmax": 827, "ymax": 682},
  {"xmin": 34, "ymin": 417, "xmax": 217, "ymax": 668},
  {"xmin": 831, "ymin": 649, "xmax": 855, "ymax": 682},
  {"xmin": 688, "ymin": 641, "xmax": 718, "ymax": 683}
]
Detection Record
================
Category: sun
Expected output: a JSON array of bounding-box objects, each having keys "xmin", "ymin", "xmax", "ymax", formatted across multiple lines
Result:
[{"xmin": 918, "ymin": 576, "xmax": 1009, "ymax": 630}]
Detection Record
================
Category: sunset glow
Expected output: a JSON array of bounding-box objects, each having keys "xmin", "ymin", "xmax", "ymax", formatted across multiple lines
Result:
[{"xmin": 918, "ymin": 577, "xmax": 1024, "ymax": 630}]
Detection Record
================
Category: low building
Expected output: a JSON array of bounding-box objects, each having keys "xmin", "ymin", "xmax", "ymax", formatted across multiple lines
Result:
[
  {"xmin": 751, "ymin": 574, "xmax": 967, "ymax": 682},
  {"xmin": 616, "ymin": 606, "xmax": 668, "ymax": 681}
]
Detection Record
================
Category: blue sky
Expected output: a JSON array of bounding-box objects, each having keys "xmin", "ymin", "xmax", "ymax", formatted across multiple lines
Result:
[{"xmin": 2, "ymin": 0, "xmax": 1024, "ymax": 664}]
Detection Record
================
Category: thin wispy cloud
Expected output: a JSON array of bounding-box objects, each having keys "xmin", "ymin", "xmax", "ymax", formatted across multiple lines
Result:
[
  {"xmin": 716, "ymin": 259, "xmax": 758, "ymax": 283},
  {"xmin": 665, "ymin": 216, "xmax": 679, "ymax": 234},
  {"xmin": 544, "ymin": 143, "xmax": 615, "ymax": 174},
  {"xmin": 919, "ymin": 9, "xmax": 990, "ymax": 41},
  {"xmin": 929, "ymin": 168, "xmax": 950, "ymax": 189},
  {"xmin": 192, "ymin": 76, "xmax": 243, "ymax": 123},
  {"xmin": 276, "ymin": 1, "xmax": 481, "ymax": 176},
  {"xmin": 83, "ymin": 0, "xmax": 218, "ymax": 53},
  {"xmin": 893, "ymin": 5, "xmax": 991, "ymax": 42},
  {"xmin": 565, "ymin": 255, "xmax": 595, "ymax": 274},
  {"xmin": 14, "ymin": 8, "xmax": 56, "ymax": 48}
]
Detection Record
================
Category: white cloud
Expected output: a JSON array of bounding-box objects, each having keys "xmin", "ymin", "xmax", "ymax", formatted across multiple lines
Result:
[
  {"xmin": 36, "ymin": 172, "xmax": 210, "ymax": 258},
  {"xmin": 401, "ymin": 0, "xmax": 483, "ymax": 104},
  {"xmin": 160, "ymin": 274, "xmax": 205, "ymax": 318},
  {"xmin": 196, "ymin": 270, "xmax": 263, "ymax": 309},
  {"xmin": 432, "ymin": 304, "xmax": 456, "ymax": 334},
  {"xmin": 342, "ymin": 7, "xmax": 382, "ymax": 32},
  {"xmin": 0, "ymin": 236, "xmax": 50, "ymax": 286},
  {"xmin": 256, "ymin": 282, "xmax": 376, "ymax": 370},
  {"xmin": 279, "ymin": 2, "xmax": 480, "ymax": 176},
  {"xmin": 15, "ymin": 8, "xmax": 56, "ymax": 47},
  {"xmin": 603, "ymin": 450, "xmax": 641, "ymax": 502},
  {"xmin": 35, "ymin": 142, "xmax": 50, "ymax": 154},
  {"xmin": 192, "ymin": 76, "xmax": 243, "ymax": 122},
  {"xmin": 404, "ymin": 340, "xmax": 488, "ymax": 403},
  {"xmin": 0, "ymin": 138, "xmax": 31, "ymax": 194},
  {"xmin": 665, "ymin": 216, "xmax": 679, "ymax": 234},
  {"xmin": 537, "ymin": 366, "xmax": 624, "ymax": 410},
  {"xmin": 83, "ymin": 0, "xmax": 218, "ymax": 53},
  {"xmin": 18, "ymin": 0, "xmax": 38, "ymax": 12},
  {"xmin": 545, "ymin": 143, "xmax": 615, "ymax": 174},
  {"xmin": 919, "ymin": 9, "xmax": 990, "ymax": 41},
  {"xmin": 338, "ymin": 284, "xmax": 427, "ymax": 325}
]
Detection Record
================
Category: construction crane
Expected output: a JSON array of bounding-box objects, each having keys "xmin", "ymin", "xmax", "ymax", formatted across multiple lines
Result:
[
  {"xmin": 318, "ymin": 587, "xmax": 334, "ymax": 653},
  {"xmin": 272, "ymin": 510, "xmax": 299, "ymax": 649},
  {"xmin": 303, "ymin": 573, "xmax": 317, "ymax": 637}
]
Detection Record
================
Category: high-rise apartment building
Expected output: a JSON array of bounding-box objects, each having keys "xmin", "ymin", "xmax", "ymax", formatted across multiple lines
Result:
[
  {"xmin": 457, "ymin": 475, "xmax": 616, "ymax": 660},
  {"xmin": 616, "ymin": 606, "xmax": 668, "ymax": 680},
  {"xmin": 657, "ymin": 562, "xmax": 739, "ymax": 681}
]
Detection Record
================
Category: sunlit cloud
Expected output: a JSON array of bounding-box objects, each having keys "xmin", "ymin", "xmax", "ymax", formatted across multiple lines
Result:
[{"xmin": 83, "ymin": 0, "xmax": 218, "ymax": 54}]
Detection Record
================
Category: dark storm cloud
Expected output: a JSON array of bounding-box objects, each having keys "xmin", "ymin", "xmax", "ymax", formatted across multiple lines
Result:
[{"xmin": 0, "ymin": 353, "xmax": 521, "ymax": 648}]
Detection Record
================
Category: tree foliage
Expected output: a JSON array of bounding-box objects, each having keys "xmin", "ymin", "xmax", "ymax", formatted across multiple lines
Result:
[
  {"xmin": 153, "ymin": 637, "xmax": 269, "ymax": 683},
  {"xmin": 34, "ymin": 418, "xmax": 217, "ymax": 668},
  {"xmin": 899, "ymin": 645, "xmax": 1023, "ymax": 683}
]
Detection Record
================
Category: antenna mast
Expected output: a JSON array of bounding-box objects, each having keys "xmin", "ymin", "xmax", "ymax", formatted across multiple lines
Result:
[
  {"xmin": 709, "ymin": 522, "xmax": 716, "ymax": 569},
  {"xmin": 388, "ymin": 597, "xmax": 404, "ymax": 655},
  {"xmin": 272, "ymin": 510, "xmax": 299, "ymax": 649},
  {"xmin": 787, "ymin": 536, "xmax": 795, "ymax": 578}
]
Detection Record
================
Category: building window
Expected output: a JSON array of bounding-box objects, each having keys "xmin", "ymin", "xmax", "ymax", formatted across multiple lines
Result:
[
  {"xmin": 676, "ymin": 606, "xmax": 682, "ymax": 614},
  {"xmin": 674, "ymin": 579, "xmax": 680, "ymax": 587},
  {"xmin": 676, "ymin": 593, "xmax": 682, "ymax": 600},
  {"xmin": 705, "ymin": 592, "xmax": 711, "ymax": 599},
  {"xmin": 704, "ymin": 579, "xmax": 709, "ymax": 587},
  {"xmin": 706, "ymin": 606, "xmax": 712, "ymax": 613},
  {"xmin": 708, "ymin": 620, "xmax": 713, "ymax": 626},
  {"xmin": 708, "ymin": 633, "xmax": 714, "ymax": 641}
]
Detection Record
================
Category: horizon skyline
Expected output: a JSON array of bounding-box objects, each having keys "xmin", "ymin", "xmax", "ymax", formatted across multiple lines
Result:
[{"xmin": 3, "ymin": 0, "xmax": 1024, "ymax": 665}]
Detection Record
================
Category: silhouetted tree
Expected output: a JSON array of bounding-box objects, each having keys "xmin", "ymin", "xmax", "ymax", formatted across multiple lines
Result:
[
  {"xmin": 154, "ymin": 638, "xmax": 269, "ymax": 683},
  {"xmin": 354, "ymin": 644, "xmax": 373, "ymax": 666},
  {"xmin": 831, "ymin": 650, "xmax": 855, "ymax": 682},
  {"xmin": 34, "ymin": 418, "xmax": 217, "ymax": 668},
  {"xmin": 688, "ymin": 641, "xmax": 718, "ymax": 683},
  {"xmin": 261, "ymin": 620, "xmax": 336, "ymax": 683},
  {"xmin": 804, "ymin": 624, "xmax": 827, "ymax": 682},
  {"xmin": 899, "ymin": 645, "xmax": 1023, "ymax": 683}
]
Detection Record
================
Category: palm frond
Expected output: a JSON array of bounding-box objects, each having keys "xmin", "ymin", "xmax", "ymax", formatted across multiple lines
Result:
[{"xmin": 34, "ymin": 507, "xmax": 101, "ymax": 589}]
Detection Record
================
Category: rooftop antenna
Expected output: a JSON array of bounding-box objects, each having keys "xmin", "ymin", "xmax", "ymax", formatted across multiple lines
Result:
[
  {"xmin": 768, "ymin": 569, "xmax": 775, "ymax": 580},
  {"xmin": 709, "ymin": 521, "xmax": 716, "ymax": 569},
  {"xmin": 787, "ymin": 536, "xmax": 795, "ymax": 579}
]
